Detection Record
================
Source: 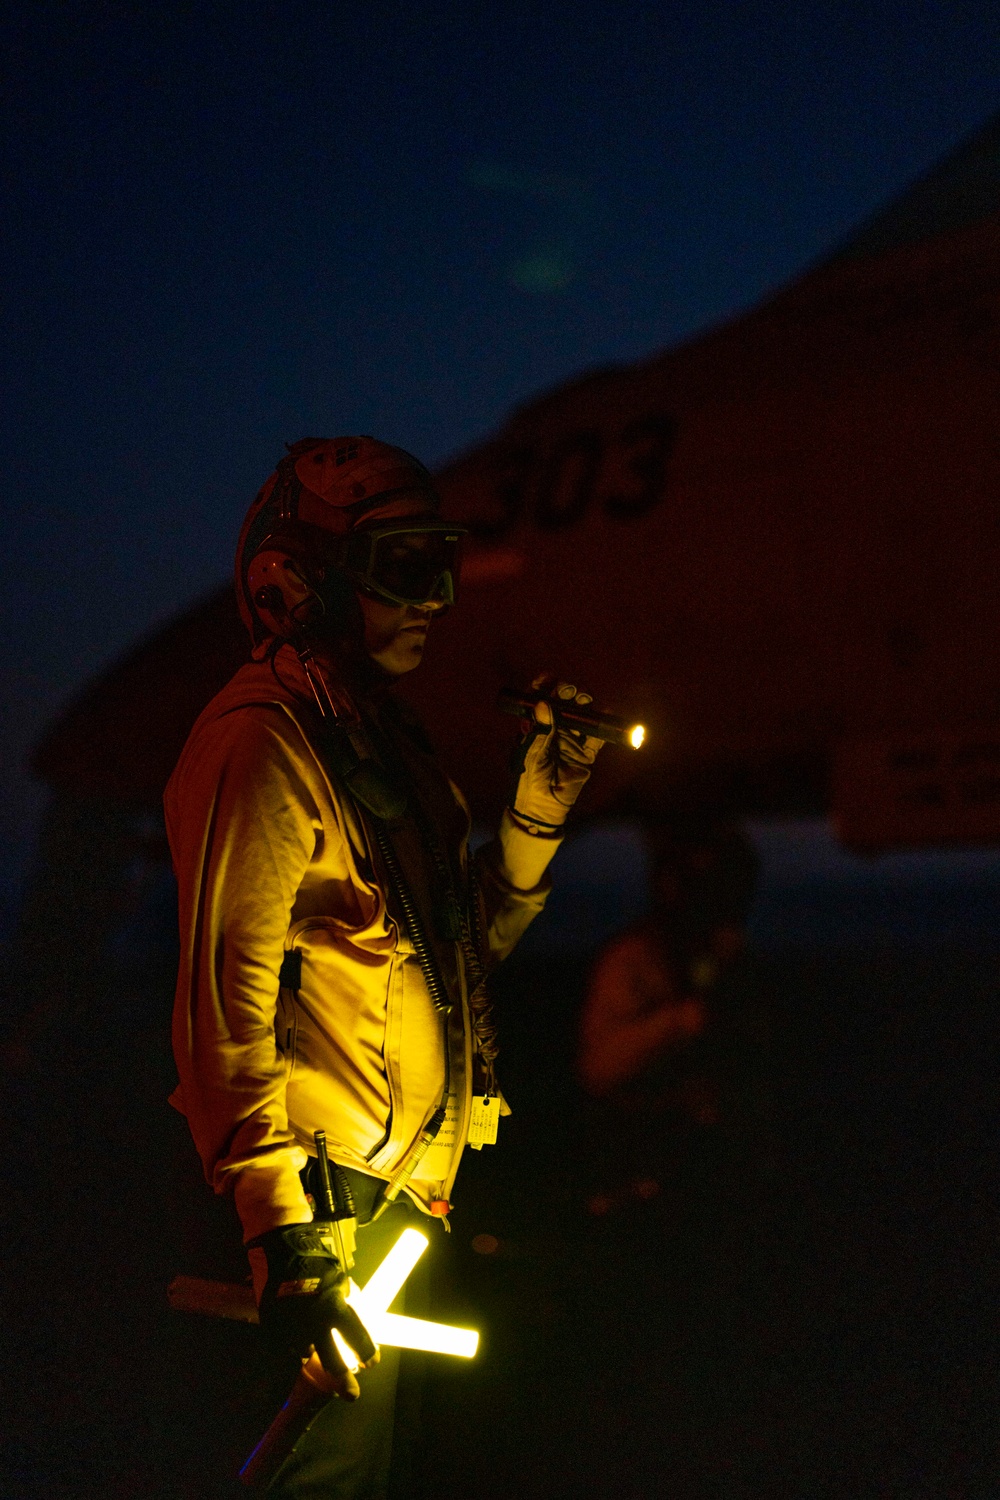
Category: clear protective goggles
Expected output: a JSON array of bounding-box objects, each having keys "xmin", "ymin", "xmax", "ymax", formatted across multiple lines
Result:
[{"xmin": 340, "ymin": 519, "xmax": 467, "ymax": 607}]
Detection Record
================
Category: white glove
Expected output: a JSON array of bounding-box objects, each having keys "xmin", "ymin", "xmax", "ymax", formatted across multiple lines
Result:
[{"xmin": 509, "ymin": 675, "xmax": 604, "ymax": 833}]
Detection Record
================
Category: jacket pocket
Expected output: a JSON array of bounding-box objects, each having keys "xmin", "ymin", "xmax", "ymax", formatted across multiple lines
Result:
[{"xmin": 275, "ymin": 978, "xmax": 298, "ymax": 1079}]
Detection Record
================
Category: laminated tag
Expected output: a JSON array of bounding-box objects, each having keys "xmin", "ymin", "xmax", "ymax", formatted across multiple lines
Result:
[{"xmin": 467, "ymin": 1094, "xmax": 501, "ymax": 1149}]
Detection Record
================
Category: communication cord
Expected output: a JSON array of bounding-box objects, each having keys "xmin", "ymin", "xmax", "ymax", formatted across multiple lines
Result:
[
  {"xmin": 367, "ymin": 704, "xmax": 500, "ymax": 1100},
  {"xmin": 294, "ymin": 642, "xmax": 454, "ymax": 1218}
]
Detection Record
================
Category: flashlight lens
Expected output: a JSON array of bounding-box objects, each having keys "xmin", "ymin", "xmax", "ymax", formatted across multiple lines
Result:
[{"xmin": 630, "ymin": 725, "xmax": 646, "ymax": 749}]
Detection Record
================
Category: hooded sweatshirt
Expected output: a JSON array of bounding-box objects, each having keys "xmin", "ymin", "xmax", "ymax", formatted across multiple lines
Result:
[{"xmin": 165, "ymin": 645, "xmax": 557, "ymax": 1242}]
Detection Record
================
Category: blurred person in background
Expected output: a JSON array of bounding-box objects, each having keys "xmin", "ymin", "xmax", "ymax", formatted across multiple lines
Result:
[{"xmin": 578, "ymin": 812, "xmax": 767, "ymax": 1210}]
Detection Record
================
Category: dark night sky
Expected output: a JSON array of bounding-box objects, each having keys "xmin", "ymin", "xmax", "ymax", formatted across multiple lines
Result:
[{"xmin": 3, "ymin": 0, "xmax": 1000, "ymax": 928}]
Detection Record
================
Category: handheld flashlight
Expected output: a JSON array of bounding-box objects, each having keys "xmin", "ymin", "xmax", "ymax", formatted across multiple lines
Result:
[{"xmin": 498, "ymin": 687, "xmax": 646, "ymax": 750}]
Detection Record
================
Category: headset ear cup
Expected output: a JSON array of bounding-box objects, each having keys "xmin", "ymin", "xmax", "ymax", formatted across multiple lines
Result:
[{"xmin": 246, "ymin": 549, "xmax": 324, "ymax": 637}]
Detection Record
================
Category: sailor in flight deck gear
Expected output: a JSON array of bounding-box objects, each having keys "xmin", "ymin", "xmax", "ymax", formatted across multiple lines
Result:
[{"xmin": 166, "ymin": 436, "xmax": 602, "ymax": 1496}]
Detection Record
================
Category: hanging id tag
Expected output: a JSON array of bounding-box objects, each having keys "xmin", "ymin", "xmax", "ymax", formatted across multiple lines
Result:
[{"xmin": 468, "ymin": 1095, "xmax": 501, "ymax": 1149}]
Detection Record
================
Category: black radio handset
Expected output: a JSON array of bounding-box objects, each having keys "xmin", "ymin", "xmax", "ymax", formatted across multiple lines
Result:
[{"xmin": 313, "ymin": 1129, "xmax": 357, "ymax": 1271}]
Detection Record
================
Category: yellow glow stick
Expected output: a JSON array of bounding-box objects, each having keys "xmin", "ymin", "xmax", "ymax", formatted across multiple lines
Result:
[
  {"xmin": 371, "ymin": 1311, "xmax": 478, "ymax": 1358},
  {"xmin": 356, "ymin": 1227, "xmax": 428, "ymax": 1312},
  {"xmin": 331, "ymin": 1227, "xmax": 479, "ymax": 1371}
]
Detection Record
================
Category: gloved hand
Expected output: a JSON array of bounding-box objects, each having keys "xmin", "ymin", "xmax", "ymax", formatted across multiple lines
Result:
[
  {"xmin": 250, "ymin": 1223, "xmax": 379, "ymax": 1401},
  {"xmin": 510, "ymin": 675, "xmax": 604, "ymax": 832}
]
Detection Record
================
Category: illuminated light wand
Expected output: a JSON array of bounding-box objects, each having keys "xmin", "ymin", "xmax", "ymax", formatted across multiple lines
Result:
[
  {"xmin": 239, "ymin": 1229, "xmax": 477, "ymax": 1490},
  {"xmin": 334, "ymin": 1227, "xmax": 478, "ymax": 1366},
  {"xmin": 498, "ymin": 687, "xmax": 647, "ymax": 749}
]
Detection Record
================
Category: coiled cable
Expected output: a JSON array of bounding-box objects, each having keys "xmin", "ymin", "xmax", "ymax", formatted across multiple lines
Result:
[{"xmin": 369, "ymin": 817, "xmax": 452, "ymax": 1016}]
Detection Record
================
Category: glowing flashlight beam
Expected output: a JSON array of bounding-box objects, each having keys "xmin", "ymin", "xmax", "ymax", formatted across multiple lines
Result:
[
  {"xmin": 332, "ymin": 1228, "xmax": 479, "ymax": 1370},
  {"xmin": 629, "ymin": 724, "xmax": 646, "ymax": 749}
]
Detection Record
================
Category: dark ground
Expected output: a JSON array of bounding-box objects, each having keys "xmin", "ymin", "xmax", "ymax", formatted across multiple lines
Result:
[{"xmin": 3, "ymin": 837, "xmax": 999, "ymax": 1498}]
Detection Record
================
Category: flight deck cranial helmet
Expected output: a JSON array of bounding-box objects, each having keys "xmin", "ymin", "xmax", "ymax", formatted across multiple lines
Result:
[{"xmin": 235, "ymin": 436, "xmax": 467, "ymax": 644}]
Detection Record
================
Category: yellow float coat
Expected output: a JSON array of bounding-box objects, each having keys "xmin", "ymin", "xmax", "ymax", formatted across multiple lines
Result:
[{"xmin": 165, "ymin": 646, "xmax": 557, "ymax": 1242}]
